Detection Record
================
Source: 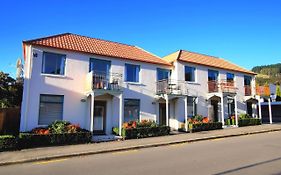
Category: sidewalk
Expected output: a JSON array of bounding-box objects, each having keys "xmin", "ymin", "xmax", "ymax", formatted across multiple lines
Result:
[{"xmin": 0, "ymin": 124, "xmax": 281, "ymax": 166}]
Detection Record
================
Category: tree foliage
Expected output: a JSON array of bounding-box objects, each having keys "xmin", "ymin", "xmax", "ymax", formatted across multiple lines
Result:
[
  {"xmin": 0, "ymin": 71, "xmax": 23, "ymax": 108},
  {"xmin": 252, "ymin": 63, "xmax": 281, "ymax": 85}
]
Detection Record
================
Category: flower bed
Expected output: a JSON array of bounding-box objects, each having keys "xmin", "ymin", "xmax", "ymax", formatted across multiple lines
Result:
[
  {"xmin": 113, "ymin": 120, "xmax": 170, "ymax": 139},
  {"xmin": 187, "ymin": 115, "xmax": 223, "ymax": 132},
  {"xmin": 18, "ymin": 120, "xmax": 92, "ymax": 149},
  {"xmin": 0, "ymin": 135, "xmax": 17, "ymax": 151}
]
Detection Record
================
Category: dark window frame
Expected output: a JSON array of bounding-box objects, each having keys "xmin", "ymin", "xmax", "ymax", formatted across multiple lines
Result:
[
  {"xmin": 42, "ymin": 52, "xmax": 66, "ymax": 75},
  {"xmin": 185, "ymin": 66, "xmax": 196, "ymax": 82},
  {"xmin": 125, "ymin": 63, "xmax": 140, "ymax": 82}
]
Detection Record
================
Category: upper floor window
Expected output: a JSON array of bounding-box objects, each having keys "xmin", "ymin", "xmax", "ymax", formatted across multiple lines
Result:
[
  {"xmin": 208, "ymin": 69, "xmax": 219, "ymax": 81},
  {"xmin": 42, "ymin": 52, "xmax": 66, "ymax": 75},
  {"xmin": 125, "ymin": 64, "xmax": 140, "ymax": 82},
  {"xmin": 157, "ymin": 68, "xmax": 170, "ymax": 81},
  {"xmin": 185, "ymin": 66, "xmax": 196, "ymax": 82},
  {"xmin": 244, "ymin": 75, "xmax": 252, "ymax": 86},
  {"xmin": 227, "ymin": 73, "xmax": 234, "ymax": 82},
  {"xmin": 89, "ymin": 58, "xmax": 111, "ymax": 74}
]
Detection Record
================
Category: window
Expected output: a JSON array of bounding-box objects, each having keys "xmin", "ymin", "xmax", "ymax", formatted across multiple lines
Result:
[
  {"xmin": 208, "ymin": 70, "xmax": 219, "ymax": 81},
  {"xmin": 227, "ymin": 73, "xmax": 234, "ymax": 82},
  {"xmin": 42, "ymin": 52, "xmax": 66, "ymax": 75},
  {"xmin": 244, "ymin": 75, "xmax": 252, "ymax": 86},
  {"xmin": 187, "ymin": 96, "xmax": 197, "ymax": 117},
  {"xmin": 185, "ymin": 66, "xmax": 196, "ymax": 82},
  {"xmin": 89, "ymin": 58, "xmax": 111, "ymax": 74},
  {"xmin": 125, "ymin": 64, "xmax": 140, "ymax": 82},
  {"xmin": 157, "ymin": 68, "xmax": 170, "ymax": 80},
  {"xmin": 39, "ymin": 95, "xmax": 64, "ymax": 125},
  {"xmin": 124, "ymin": 99, "xmax": 140, "ymax": 122}
]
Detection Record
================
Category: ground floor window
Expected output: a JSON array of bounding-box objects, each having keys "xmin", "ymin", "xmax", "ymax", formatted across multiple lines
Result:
[
  {"xmin": 39, "ymin": 94, "xmax": 64, "ymax": 125},
  {"xmin": 124, "ymin": 99, "xmax": 140, "ymax": 122},
  {"xmin": 227, "ymin": 98, "xmax": 235, "ymax": 117},
  {"xmin": 187, "ymin": 96, "xmax": 197, "ymax": 117}
]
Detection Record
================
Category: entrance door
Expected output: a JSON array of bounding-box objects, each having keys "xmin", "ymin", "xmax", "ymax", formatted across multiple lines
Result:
[
  {"xmin": 211, "ymin": 100, "xmax": 219, "ymax": 122},
  {"xmin": 159, "ymin": 103, "xmax": 167, "ymax": 126},
  {"xmin": 247, "ymin": 102, "xmax": 253, "ymax": 117},
  {"xmin": 93, "ymin": 101, "xmax": 106, "ymax": 134}
]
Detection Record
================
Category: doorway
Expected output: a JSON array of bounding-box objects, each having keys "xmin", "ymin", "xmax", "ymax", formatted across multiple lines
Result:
[
  {"xmin": 211, "ymin": 100, "xmax": 219, "ymax": 122},
  {"xmin": 159, "ymin": 103, "xmax": 167, "ymax": 126},
  {"xmin": 93, "ymin": 101, "xmax": 106, "ymax": 135}
]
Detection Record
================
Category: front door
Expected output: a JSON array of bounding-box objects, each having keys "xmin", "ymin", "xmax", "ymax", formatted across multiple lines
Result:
[
  {"xmin": 211, "ymin": 100, "xmax": 219, "ymax": 122},
  {"xmin": 93, "ymin": 101, "xmax": 106, "ymax": 134},
  {"xmin": 247, "ymin": 102, "xmax": 253, "ymax": 117},
  {"xmin": 159, "ymin": 103, "xmax": 167, "ymax": 126}
]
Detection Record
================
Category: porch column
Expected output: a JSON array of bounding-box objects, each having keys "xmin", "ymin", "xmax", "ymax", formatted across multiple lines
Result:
[
  {"xmin": 90, "ymin": 92, "xmax": 94, "ymax": 132},
  {"xmin": 165, "ymin": 94, "xmax": 169, "ymax": 127},
  {"xmin": 184, "ymin": 96, "xmax": 188, "ymax": 132},
  {"xmin": 156, "ymin": 101, "xmax": 160, "ymax": 125},
  {"xmin": 258, "ymin": 96, "xmax": 262, "ymax": 120},
  {"xmin": 234, "ymin": 95, "xmax": 238, "ymax": 127},
  {"xmin": 220, "ymin": 94, "xmax": 225, "ymax": 126},
  {"xmin": 119, "ymin": 93, "xmax": 124, "ymax": 136},
  {"xmin": 268, "ymin": 97, "xmax": 273, "ymax": 124}
]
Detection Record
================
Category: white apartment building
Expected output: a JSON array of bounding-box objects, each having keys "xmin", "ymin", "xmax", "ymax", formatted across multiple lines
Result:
[{"xmin": 20, "ymin": 33, "xmax": 258, "ymax": 136}]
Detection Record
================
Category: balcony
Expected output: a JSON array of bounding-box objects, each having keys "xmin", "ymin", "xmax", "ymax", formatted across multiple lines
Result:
[
  {"xmin": 86, "ymin": 71, "xmax": 123, "ymax": 93},
  {"xmin": 256, "ymin": 85, "xmax": 270, "ymax": 97},
  {"xmin": 208, "ymin": 80, "xmax": 237, "ymax": 94},
  {"xmin": 156, "ymin": 79, "xmax": 188, "ymax": 95},
  {"xmin": 244, "ymin": 85, "xmax": 252, "ymax": 96}
]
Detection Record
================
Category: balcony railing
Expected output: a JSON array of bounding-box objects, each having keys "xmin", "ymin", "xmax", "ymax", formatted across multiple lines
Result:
[
  {"xmin": 208, "ymin": 80, "xmax": 237, "ymax": 94},
  {"xmin": 156, "ymin": 79, "xmax": 188, "ymax": 95},
  {"xmin": 244, "ymin": 85, "xmax": 252, "ymax": 96},
  {"xmin": 256, "ymin": 85, "xmax": 270, "ymax": 97},
  {"xmin": 85, "ymin": 71, "xmax": 122, "ymax": 92}
]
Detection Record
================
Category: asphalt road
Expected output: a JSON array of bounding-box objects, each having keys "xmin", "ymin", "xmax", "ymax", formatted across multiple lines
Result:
[{"xmin": 1, "ymin": 131, "xmax": 281, "ymax": 175}]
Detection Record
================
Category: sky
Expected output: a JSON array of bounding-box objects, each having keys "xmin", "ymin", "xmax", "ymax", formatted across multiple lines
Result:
[{"xmin": 0, "ymin": 0, "xmax": 281, "ymax": 77}]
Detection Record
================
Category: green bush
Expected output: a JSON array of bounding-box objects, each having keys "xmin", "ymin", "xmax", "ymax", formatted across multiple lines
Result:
[
  {"xmin": 0, "ymin": 135, "xmax": 17, "ymax": 151},
  {"xmin": 48, "ymin": 120, "xmax": 71, "ymax": 134},
  {"xmin": 188, "ymin": 122, "xmax": 223, "ymax": 132},
  {"xmin": 113, "ymin": 126, "xmax": 170, "ymax": 139},
  {"xmin": 238, "ymin": 118, "xmax": 261, "ymax": 127},
  {"xmin": 239, "ymin": 113, "xmax": 250, "ymax": 119},
  {"xmin": 18, "ymin": 130, "xmax": 92, "ymax": 149}
]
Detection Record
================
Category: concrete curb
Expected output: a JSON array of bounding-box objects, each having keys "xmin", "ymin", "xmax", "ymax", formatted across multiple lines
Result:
[{"xmin": 1, "ymin": 128, "xmax": 281, "ymax": 166}]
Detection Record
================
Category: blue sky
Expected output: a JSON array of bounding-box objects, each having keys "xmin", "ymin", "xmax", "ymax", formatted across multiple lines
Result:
[{"xmin": 0, "ymin": 0, "xmax": 281, "ymax": 77}]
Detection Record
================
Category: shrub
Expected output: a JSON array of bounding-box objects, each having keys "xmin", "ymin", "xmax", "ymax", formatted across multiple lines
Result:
[
  {"xmin": 18, "ymin": 130, "xmax": 92, "ymax": 149},
  {"xmin": 122, "ymin": 126, "xmax": 170, "ymax": 139},
  {"xmin": 238, "ymin": 118, "xmax": 261, "ymax": 127},
  {"xmin": 0, "ymin": 135, "xmax": 17, "ymax": 151},
  {"xmin": 188, "ymin": 122, "xmax": 223, "ymax": 133},
  {"xmin": 239, "ymin": 113, "xmax": 250, "ymax": 119}
]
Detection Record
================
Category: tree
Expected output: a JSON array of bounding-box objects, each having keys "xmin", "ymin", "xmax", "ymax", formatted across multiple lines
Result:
[
  {"xmin": 0, "ymin": 71, "xmax": 23, "ymax": 108},
  {"xmin": 276, "ymin": 83, "xmax": 281, "ymax": 101}
]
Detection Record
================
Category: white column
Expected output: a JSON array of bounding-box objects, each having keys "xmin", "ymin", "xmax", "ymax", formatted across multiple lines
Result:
[
  {"xmin": 184, "ymin": 96, "xmax": 188, "ymax": 132},
  {"xmin": 165, "ymin": 94, "xmax": 169, "ymax": 126},
  {"xmin": 90, "ymin": 92, "xmax": 94, "ymax": 132},
  {"xmin": 258, "ymin": 96, "xmax": 262, "ymax": 120},
  {"xmin": 119, "ymin": 93, "xmax": 123, "ymax": 136},
  {"xmin": 234, "ymin": 95, "xmax": 238, "ymax": 127},
  {"xmin": 221, "ymin": 94, "xmax": 225, "ymax": 126},
  {"xmin": 268, "ymin": 97, "xmax": 273, "ymax": 124}
]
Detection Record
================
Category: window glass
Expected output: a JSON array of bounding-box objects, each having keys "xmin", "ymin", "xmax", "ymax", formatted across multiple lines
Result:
[
  {"xmin": 208, "ymin": 70, "xmax": 219, "ymax": 81},
  {"xmin": 187, "ymin": 96, "xmax": 197, "ymax": 117},
  {"xmin": 39, "ymin": 94, "xmax": 64, "ymax": 125},
  {"xmin": 157, "ymin": 68, "xmax": 170, "ymax": 80},
  {"xmin": 244, "ymin": 75, "xmax": 252, "ymax": 86},
  {"xmin": 125, "ymin": 64, "xmax": 140, "ymax": 82},
  {"xmin": 185, "ymin": 66, "xmax": 196, "ymax": 82},
  {"xmin": 89, "ymin": 58, "xmax": 111, "ymax": 74},
  {"xmin": 42, "ymin": 52, "xmax": 66, "ymax": 75},
  {"xmin": 227, "ymin": 73, "xmax": 234, "ymax": 82},
  {"xmin": 124, "ymin": 99, "xmax": 140, "ymax": 122}
]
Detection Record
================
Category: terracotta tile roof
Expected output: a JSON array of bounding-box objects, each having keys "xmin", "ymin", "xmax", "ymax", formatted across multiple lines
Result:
[
  {"xmin": 23, "ymin": 33, "xmax": 171, "ymax": 66},
  {"xmin": 163, "ymin": 50, "xmax": 256, "ymax": 75}
]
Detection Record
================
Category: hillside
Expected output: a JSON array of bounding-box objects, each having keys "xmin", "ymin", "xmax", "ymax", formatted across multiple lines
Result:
[{"xmin": 252, "ymin": 63, "xmax": 281, "ymax": 85}]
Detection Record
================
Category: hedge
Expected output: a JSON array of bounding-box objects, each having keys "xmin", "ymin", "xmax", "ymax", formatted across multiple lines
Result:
[
  {"xmin": 113, "ymin": 126, "xmax": 170, "ymax": 139},
  {"xmin": 18, "ymin": 131, "xmax": 92, "ymax": 149},
  {"xmin": 188, "ymin": 122, "xmax": 223, "ymax": 133},
  {"xmin": 0, "ymin": 135, "xmax": 17, "ymax": 151},
  {"xmin": 238, "ymin": 118, "xmax": 261, "ymax": 127}
]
